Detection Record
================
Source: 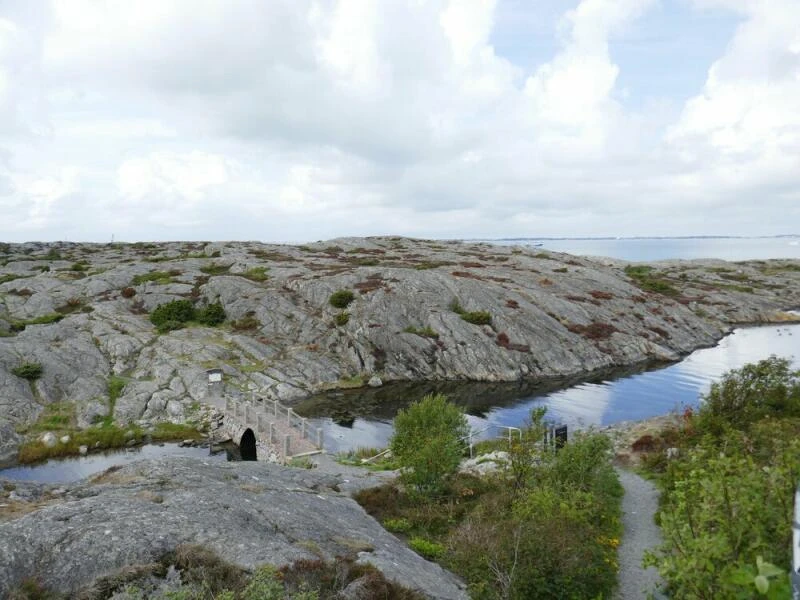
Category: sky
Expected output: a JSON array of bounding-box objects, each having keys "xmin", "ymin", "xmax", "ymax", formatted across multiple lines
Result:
[{"xmin": 0, "ymin": 0, "xmax": 798, "ymax": 243}]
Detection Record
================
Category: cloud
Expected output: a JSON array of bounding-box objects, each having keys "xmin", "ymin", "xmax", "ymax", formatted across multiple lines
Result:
[{"xmin": 0, "ymin": 0, "xmax": 797, "ymax": 241}]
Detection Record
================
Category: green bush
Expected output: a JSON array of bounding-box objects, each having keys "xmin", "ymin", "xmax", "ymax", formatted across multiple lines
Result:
[
  {"xmin": 329, "ymin": 289, "xmax": 355, "ymax": 309},
  {"xmin": 460, "ymin": 311, "xmax": 492, "ymax": 326},
  {"xmin": 642, "ymin": 359, "xmax": 800, "ymax": 598},
  {"xmin": 149, "ymin": 299, "xmax": 195, "ymax": 329},
  {"xmin": 11, "ymin": 362, "xmax": 43, "ymax": 381},
  {"xmin": 334, "ymin": 312, "xmax": 350, "ymax": 326},
  {"xmin": 390, "ymin": 393, "xmax": 469, "ymax": 496},
  {"xmin": 695, "ymin": 356, "xmax": 800, "ymax": 435},
  {"xmin": 197, "ymin": 302, "xmax": 226, "ymax": 326}
]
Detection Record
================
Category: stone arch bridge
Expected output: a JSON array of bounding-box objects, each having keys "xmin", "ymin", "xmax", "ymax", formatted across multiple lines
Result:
[{"xmin": 207, "ymin": 394, "xmax": 323, "ymax": 463}]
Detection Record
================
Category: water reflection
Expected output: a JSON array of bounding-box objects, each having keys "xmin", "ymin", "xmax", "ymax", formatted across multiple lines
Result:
[
  {"xmin": 300, "ymin": 324, "xmax": 800, "ymax": 453},
  {"xmin": 0, "ymin": 443, "xmax": 225, "ymax": 484}
]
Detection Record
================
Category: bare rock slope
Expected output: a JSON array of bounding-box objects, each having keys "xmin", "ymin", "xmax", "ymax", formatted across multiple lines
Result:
[
  {"xmin": 0, "ymin": 457, "xmax": 467, "ymax": 599},
  {"xmin": 1, "ymin": 238, "xmax": 799, "ymax": 463}
]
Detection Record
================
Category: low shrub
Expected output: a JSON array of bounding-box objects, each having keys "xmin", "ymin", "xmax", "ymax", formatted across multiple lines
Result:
[
  {"xmin": 12, "ymin": 363, "xmax": 43, "ymax": 381},
  {"xmin": 120, "ymin": 287, "xmax": 136, "ymax": 298},
  {"xmin": 329, "ymin": 289, "xmax": 355, "ymax": 308},
  {"xmin": 409, "ymin": 537, "xmax": 445, "ymax": 560},
  {"xmin": 150, "ymin": 299, "xmax": 195, "ymax": 329},
  {"xmin": 196, "ymin": 302, "xmax": 226, "ymax": 326},
  {"xmin": 334, "ymin": 312, "xmax": 350, "ymax": 326},
  {"xmin": 242, "ymin": 266, "xmax": 269, "ymax": 282}
]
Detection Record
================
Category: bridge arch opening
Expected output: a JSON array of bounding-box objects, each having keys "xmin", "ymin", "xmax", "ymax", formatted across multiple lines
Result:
[{"xmin": 240, "ymin": 428, "xmax": 257, "ymax": 461}]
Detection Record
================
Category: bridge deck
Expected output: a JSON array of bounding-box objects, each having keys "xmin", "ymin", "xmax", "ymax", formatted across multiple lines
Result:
[{"xmin": 210, "ymin": 395, "xmax": 321, "ymax": 462}]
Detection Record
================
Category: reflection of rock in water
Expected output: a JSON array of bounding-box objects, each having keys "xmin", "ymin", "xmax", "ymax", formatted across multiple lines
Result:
[
  {"xmin": 331, "ymin": 408, "xmax": 356, "ymax": 428},
  {"xmin": 293, "ymin": 363, "xmax": 676, "ymax": 423},
  {"xmin": 211, "ymin": 441, "xmax": 242, "ymax": 462}
]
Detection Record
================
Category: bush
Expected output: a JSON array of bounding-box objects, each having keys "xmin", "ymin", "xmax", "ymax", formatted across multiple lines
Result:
[
  {"xmin": 695, "ymin": 356, "xmax": 800, "ymax": 435},
  {"xmin": 120, "ymin": 287, "xmax": 136, "ymax": 298},
  {"xmin": 334, "ymin": 312, "xmax": 350, "ymax": 326},
  {"xmin": 149, "ymin": 299, "xmax": 195, "ymax": 329},
  {"xmin": 329, "ymin": 289, "xmax": 355, "ymax": 309},
  {"xmin": 390, "ymin": 393, "xmax": 469, "ymax": 496},
  {"xmin": 12, "ymin": 363, "xmax": 43, "ymax": 381},
  {"xmin": 196, "ymin": 301, "xmax": 226, "ymax": 326}
]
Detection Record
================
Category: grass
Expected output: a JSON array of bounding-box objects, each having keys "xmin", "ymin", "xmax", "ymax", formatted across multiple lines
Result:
[
  {"xmin": 10, "ymin": 313, "xmax": 64, "ymax": 332},
  {"xmin": 242, "ymin": 266, "xmax": 269, "ymax": 282},
  {"xmin": 200, "ymin": 263, "xmax": 231, "ymax": 276},
  {"xmin": 460, "ymin": 311, "xmax": 492, "ymax": 326},
  {"xmin": 624, "ymin": 264, "xmax": 680, "ymax": 296},
  {"xmin": 150, "ymin": 422, "xmax": 203, "ymax": 442},
  {"xmin": 17, "ymin": 411, "xmax": 203, "ymax": 464},
  {"xmin": 403, "ymin": 325, "xmax": 439, "ymax": 339},
  {"xmin": 131, "ymin": 271, "xmax": 173, "ymax": 285},
  {"xmin": 334, "ymin": 311, "xmax": 350, "ymax": 326},
  {"xmin": 336, "ymin": 446, "xmax": 398, "ymax": 470}
]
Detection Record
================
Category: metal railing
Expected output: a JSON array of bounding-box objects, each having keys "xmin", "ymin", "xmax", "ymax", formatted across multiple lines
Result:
[{"xmin": 225, "ymin": 396, "xmax": 323, "ymax": 457}]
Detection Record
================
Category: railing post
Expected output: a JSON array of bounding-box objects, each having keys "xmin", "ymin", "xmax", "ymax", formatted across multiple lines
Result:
[
  {"xmin": 287, "ymin": 407, "xmax": 292, "ymax": 427},
  {"xmin": 257, "ymin": 414, "xmax": 265, "ymax": 434},
  {"xmin": 316, "ymin": 428, "xmax": 323, "ymax": 450},
  {"xmin": 301, "ymin": 418, "xmax": 307, "ymax": 439},
  {"xmin": 225, "ymin": 397, "xmax": 232, "ymax": 412},
  {"xmin": 269, "ymin": 422, "xmax": 275, "ymax": 444},
  {"xmin": 273, "ymin": 400, "xmax": 278, "ymax": 417},
  {"xmin": 245, "ymin": 404, "xmax": 252, "ymax": 424},
  {"xmin": 283, "ymin": 434, "xmax": 290, "ymax": 460}
]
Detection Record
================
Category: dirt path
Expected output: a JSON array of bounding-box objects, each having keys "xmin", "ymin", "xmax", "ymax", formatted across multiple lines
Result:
[{"xmin": 615, "ymin": 468, "xmax": 665, "ymax": 599}]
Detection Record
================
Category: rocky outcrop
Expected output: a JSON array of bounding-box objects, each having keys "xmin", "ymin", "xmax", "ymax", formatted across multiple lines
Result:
[
  {"xmin": 0, "ymin": 457, "xmax": 467, "ymax": 599},
  {"xmin": 1, "ymin": 238, "xmax": 799, "ymax": 463}
]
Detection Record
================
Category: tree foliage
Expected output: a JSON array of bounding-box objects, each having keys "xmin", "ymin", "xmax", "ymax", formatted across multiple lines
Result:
[{"xmin": 389, "ymin": 393, "xmax": 469, "ymax": 495}]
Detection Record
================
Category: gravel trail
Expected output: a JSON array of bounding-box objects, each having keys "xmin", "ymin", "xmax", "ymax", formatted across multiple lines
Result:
[{"xmin": 616, "ymin": 468, "xmax": 665, "ymax": 599}]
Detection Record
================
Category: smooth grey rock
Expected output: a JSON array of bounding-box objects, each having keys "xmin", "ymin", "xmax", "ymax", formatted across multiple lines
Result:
[
  {"xmin": 41, "ymin": 432, "xmax": 57, "ymax": 448},
  {"xmin": 368, "ymin": 375, "xmax": 383, "ymax": 387},
  {"xmin": 78, "ymin": 445, "xmax": 88, "ymax": 455},
  {"xmin": 59, "ymin": 435, "xmax": 70, "ymax": 444},
  {"xmin": 0, "ymin": 457, "xmax": 467, "ymax": 600}
]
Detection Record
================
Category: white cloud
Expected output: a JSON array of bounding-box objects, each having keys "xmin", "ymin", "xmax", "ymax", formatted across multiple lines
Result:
[{"xmin": 0, "ymin": 0, "xmax": 797, "ymax": 241}]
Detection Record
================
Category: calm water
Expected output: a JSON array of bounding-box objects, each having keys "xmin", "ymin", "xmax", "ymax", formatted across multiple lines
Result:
[
  {"xmin": 304, "ymin": 323, "xmax": 800, "ymax": 453},
  {"xmin": 489, "ymin": 237, "xmax": 800, "ymax": 262},
  {"xmin": 0, "ymin": 443, "xmax": 225, "ymax": 483}
]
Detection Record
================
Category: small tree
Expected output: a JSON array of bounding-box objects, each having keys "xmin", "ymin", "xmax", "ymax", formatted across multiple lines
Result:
[{"xmin": 390, "ymin": 393, "xmax": 469, "ymax": 496}]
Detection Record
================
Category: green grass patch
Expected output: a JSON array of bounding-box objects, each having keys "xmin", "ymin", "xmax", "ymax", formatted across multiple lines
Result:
[
  {"xmin": 334, "ymin": 311, "xmax": 350, "ymax": 326},
  {"xmin": 242, "ymin": 266, "xmax": 269, "ymax": 282},
  {"xmin": 150, "ymin": 422, "xmax": 203, "ymax": 442},
  {"xmin": 131, "ymin": 271, "xmax": 173, "ymax": 285},
  {"xmin": 403, "ymin": 325, "xmax": 439, "ymax": 339},
  {"xmin": 460, "ymin": 311, "xmax": 492, "ymax": 326},
  {"xmin": 624, "ymin": 264, "xmax": 680, "ymax": 296},
  {"xmin": 200, "ymin": 263, "xmax": 231, "ymax": 276}
]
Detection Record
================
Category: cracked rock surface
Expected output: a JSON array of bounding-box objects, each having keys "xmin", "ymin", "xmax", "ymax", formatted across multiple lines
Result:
[{"xmin": 2, "ymin": 238, "xmax": 799, "ymax": 464}]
